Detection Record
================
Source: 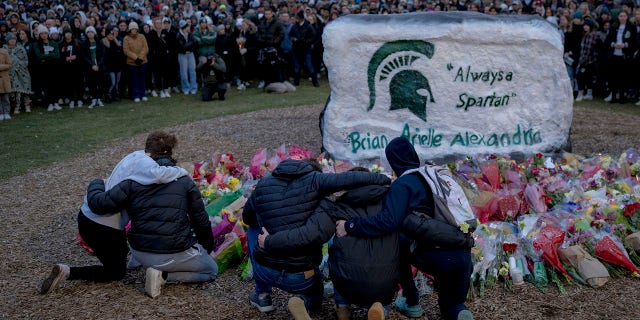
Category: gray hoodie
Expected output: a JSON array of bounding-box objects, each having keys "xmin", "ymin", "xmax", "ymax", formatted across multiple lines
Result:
[{"xmin": 80, "ymin": 150, "xmax": 188, "ymax": 230}]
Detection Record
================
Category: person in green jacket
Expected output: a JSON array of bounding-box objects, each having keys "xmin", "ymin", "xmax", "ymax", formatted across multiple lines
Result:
[{"xmin": 193, "ymin": 17, "xmax": 217, "ymax": 63}]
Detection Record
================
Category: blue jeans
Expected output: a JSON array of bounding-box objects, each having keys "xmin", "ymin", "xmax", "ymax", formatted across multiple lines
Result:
[
  {"xmin": 248, "ymin": 226, "xmax": 323, "ymax": 311},
  {"xmin": 292, "ymin": 50, "xmax": 317, "ymax": 85},
  {"xmin": 178, "ymin": 52, "xmax": 197, "ymax": 93},
  {"xmin": 129, "ymin": 64, "xmax": 147, "ymax": 99}
]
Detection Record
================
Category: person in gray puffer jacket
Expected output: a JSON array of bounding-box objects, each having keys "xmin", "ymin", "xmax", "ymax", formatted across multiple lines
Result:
[{"xmin": 242, "ymin": 158, "xmax": 390, "ymax": 319}]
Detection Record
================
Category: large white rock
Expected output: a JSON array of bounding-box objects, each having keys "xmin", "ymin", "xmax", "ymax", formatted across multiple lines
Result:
[{"xmin": 321, "ymin": 12, "xmax": 573, "ymax": 162}]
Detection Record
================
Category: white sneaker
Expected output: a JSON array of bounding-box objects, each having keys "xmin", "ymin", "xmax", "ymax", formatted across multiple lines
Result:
[
  {"xmin": 0, "ymin": 114, "xmax": 4, "ymax": 120},
  {"xmin": 237, "ymin": 84, "xmax": 245, "ymax": 90},
  {"xmin": 151, "ymin": 90, "xmax": 158, "ymax": 97},
  {"xmin": 257, "ymin": 81, "xmax": 265, "ymax": 89},
  {"xmin": 63, "ymin": 98, "xmax": 70, "ymax": 104},
  {"xmin": 635, "ymin": 99, "xmax": 640, "ymax": 106},
  {"xmin": 13, "ymin": 108, "xmax": 20, "ymax": 114},
  {"xmin": 159, "ymin": 91, "xmax": 166, "ymax": 98},
  {"xmin": 584, "ymin": 93, "xmax": 593, "ymax": 100},
  {"xmin": 69, "ymin": 101, "xmax": 75, "ymax": 108},
  {"xmin": 54, "ymin": 103, "xmax": 62, "ymax": 110},
  {"xmin": 575, "ymin": 92, "xmax": 583, "ymax": 102},
  {"xmin": 142, "ymin": 96, "xmax": 148, "ymax": 102},
  {"xmin": 58, "ymin": 98, "xmax": 64, "ymax": 104},
  {"xmin": 88, "ymin": 99, "xmax": 97, "ymax": 109},
  {"xmin": 77, "ymin": 101, "xmax": 83, "ymax": 107},
  {"xmin": 184, "ymin": 91, "xmax": 190, "ymax": 95},
  {"xmin": 164, "ymin": 90, "xmax": 171, "ymax": 98},
  {"xmin": 25, "ymin": 105, "xmax": 31, "ymax": 113},
  {"xmin": 97, "ymin": 99, "xmax": 104, "ymax": 107},
  {"xmin": 134, "ymin": 98, "xmax": 141, "ymax": 103},
  {"xmin": 604, "ymin": 93, "xmax": 613, "ymax": 102},
  {"xmin": 172, "ymin": 87, "xmax": 180, "ymax": 93},
  {"xmin": 40, "ymin": 264, "xmax": 70, "ymax": 294},
  {"xmin": 47, "ymin": 104, "xmax": 54, "ymax": 112},
  {"xmin": 4, "ymin": 114, "xmax": 11, "ymax": 120},
  {"xmin": 145, "ymin": 267, "xmax": 166, "ymax": 298}
]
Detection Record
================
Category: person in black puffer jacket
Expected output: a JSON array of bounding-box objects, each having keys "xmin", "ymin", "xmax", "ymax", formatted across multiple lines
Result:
[
  {"xmin": 242, "ymin": 158, "xmax": 390, "ymax": 319},
  {"xmin": 86, "ymin": 131, "xmax": 217, "ymax": 299}
]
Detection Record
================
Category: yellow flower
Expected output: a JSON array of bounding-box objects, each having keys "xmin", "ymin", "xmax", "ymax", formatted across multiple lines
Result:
[{"xmin": 227, "ymin": 177, "xmax": 240, "ymax": 191}]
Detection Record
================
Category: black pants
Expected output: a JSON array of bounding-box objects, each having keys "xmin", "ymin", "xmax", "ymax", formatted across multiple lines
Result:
[
  {"xmin": 399, "ymin": 240, "xmax": 420, "ymax": 306},
  {"xmin": 609, "ymin": 55, "xmax": 629, "ymax": 101},
  {"xmin": 413, "ymin": 247, "xmax": 472, "ymax": 320},
  {"xmin": 68, "ymin": 211, "xmax": 128, "ymax": 282},
  {"xmin": 201, "ymin": 83, "xmax": 226, "ymax": 101}
]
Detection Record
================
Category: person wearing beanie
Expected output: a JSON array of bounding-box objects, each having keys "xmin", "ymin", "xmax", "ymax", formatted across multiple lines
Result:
[
  {"xmin": 123, "ymin": 20, "xmax": 149, "ymax": 102},
  {"xmin": 194, "ymin": 15, "xmax": 217, "ymax": 63},
  {"xmin": 176, "ymin": 19, "xmax": 198, "ymax": 94},
  {"xmin": 59, "ymin": 28, "xmax": 83, "ymax": 108},
  {"xmin": 0, "ymin": 39, "xmax": 12, "ymax": 120},
  {"xmin": 33, "ymin": 21, "xmax": 62, "ymax": 111},
  {"xmin": 81, "ymin": 24, "xmax": 106, "ymax": 108},
  {"xmin": 4, "ymin": 31, "xmax": 31, "ymax": 115}
]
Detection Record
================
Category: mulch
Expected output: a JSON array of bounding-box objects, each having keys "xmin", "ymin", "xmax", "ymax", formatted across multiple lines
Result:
[{"xmin": 1, "ymin": 104, "xmax": 639, "ymax": 319}]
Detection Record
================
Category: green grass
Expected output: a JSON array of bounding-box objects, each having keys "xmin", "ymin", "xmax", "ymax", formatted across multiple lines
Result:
[
  {"xmin": 2, "ymin": 87, "xmax": 639, "ymax": 181},
  {"xmin": 0, "ymin": 83, "xmax": 330, "ymax": 180}
]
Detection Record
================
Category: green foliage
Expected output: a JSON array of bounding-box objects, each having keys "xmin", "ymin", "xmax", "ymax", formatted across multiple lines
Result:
[{"xmin": 0, "ymin": 84, "xmax": 329, "ymax": 179}]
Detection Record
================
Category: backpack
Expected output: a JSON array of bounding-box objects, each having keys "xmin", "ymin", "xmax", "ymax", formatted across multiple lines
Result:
[{"xmin": 402, "ymin": 164, "xmax": 477, "ymax": 233}]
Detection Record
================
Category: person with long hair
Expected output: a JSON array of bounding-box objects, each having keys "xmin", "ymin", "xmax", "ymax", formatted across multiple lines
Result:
[
  {"xmin": 4, "ymin": 32, "xmax": 31, "ymax": 114},
  {"xmin": 604, "ymin": 10, "xmax": 636, "ymax": 103},
  {"xmin": 575, "ymin": 19, "xmax": 598, "ymax": 101}
]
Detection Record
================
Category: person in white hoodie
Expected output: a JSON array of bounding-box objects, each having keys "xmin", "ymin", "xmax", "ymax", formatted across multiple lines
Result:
[{"xmin": 40, "ymin": 132, "xmax": 189, "ymax": 294}]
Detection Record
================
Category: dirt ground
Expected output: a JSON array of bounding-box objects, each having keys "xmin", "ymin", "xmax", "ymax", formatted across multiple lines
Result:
[{"xmin": 1, "ymin": 104, "xmax": 639, "ymax": 320}]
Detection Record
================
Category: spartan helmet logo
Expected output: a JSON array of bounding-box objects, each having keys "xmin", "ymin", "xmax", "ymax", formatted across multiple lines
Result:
[{"xmin": 367, "ymin": 40, "xmax": 435, "ymax": 122}]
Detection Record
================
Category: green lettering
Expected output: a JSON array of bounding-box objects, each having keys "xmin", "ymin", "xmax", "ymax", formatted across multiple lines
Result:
[
  {"xmin": 454, "ymin": 67, "xmax": 464, "ymax": 82},
  {"xmin": 512, "ymin": 124, "xmax": 521, "ymax": 145},
  {"xmin": 432, "ymin": 134, "xmax": 443, "ymax": 147},
  {"xmin": 450, "ymin": 133, "xmax": 466, "ymax": 146},
  {"xmin": 500, "ymin": 132, "xmax": 510, "ymax": 146},
  {"xmin": 349, "ymin": 132, "xmax": 362, "ymax": 153},
  {"xmin": 486, "ymin": 134, "xmax": 499, "ymax": 146}
]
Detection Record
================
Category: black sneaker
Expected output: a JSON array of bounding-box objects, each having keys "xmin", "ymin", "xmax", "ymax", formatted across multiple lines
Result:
[{"xmin": 250, "ymin": 292, "xmax": 275, "ymax": 312}]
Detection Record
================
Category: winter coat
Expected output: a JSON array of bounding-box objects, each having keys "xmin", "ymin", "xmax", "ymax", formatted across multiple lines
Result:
[
  {"xmin": 33, "ymin": 40, "xmax": 60, "ymax": 64},
  {"xmin": 243, "ymin": 159, "xmax": 391, "ymax": 272},
  {"xmin": 196, "ymin": 56, "xmax": 226, "ymax": 85},
  {"xmin": 101, "ymin": 38, "xmax": 125, "ymax": 72},
  {"xmin": 193, "ymin": 27, "xmax": 217, "ymax": 58},
  {"xmin": 0, "ymin": 48, "xmax": 12, "ymax": 94},
  {"xmin": 256, "ymin": 18, "xmax": 284, "ymax": 49},
  {"xmin": 59, "ymin": 39, "xmax": 83, "ymax": 70},
  {"xmin": 4, "ymin": 44, "xmax": 30, "ymax": 94},
  {"xmin": 145, "ymin": 29, "xmax": 170, "ymax": 65},
  {"xmin": 80, "ymin": 39, "xmax": 105, "ymax": 69},
  {"xmin": 605, "ymin": 23, "xmax": 637, "ymax": 59},
  {"xmin": 345, "ymin": 137, "xmax": 474, "ymax": 251},
  {"xmin": 289, "ymin": 21, "xmax": 315, "ymax": 53},
  {"xmin": 123, "ymin": 33, "xmax": 149, "ymax": 65},
  {"xmin": 327, "ymin": 185, "xmax": 400, "ymax": 307},
  {"xmin": 176, "ymin": 30, "xmax": 197, "ymax": 54},
  {"xmin": 87, "ymin": 156, "xmax": 213, "ymax": 254}
]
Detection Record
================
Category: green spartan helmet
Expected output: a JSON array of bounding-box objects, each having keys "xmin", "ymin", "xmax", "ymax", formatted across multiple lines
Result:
[{"xmin": 367, "ymin": 40, "xmax": 435, "ymax": 122}]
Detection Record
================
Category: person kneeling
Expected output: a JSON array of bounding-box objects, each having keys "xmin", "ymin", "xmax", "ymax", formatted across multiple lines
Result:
[
  {"xmin": 197, "ymin": 54, "xmax": 227, "ymax": 101},
  {"xmin": 87, "ymin": 131, "xmax": 218, "ymax": 298}
]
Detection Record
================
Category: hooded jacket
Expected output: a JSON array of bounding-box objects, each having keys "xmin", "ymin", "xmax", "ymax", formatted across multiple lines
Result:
[
  {"xmin": 345, "ymin": 137, "xmax": 473, "ymax": 249},
  {"xmin": 243, "ymin": 159, "xmax": 391, "ymax": 272},
  {"xmin": 328, "ymin": 185, "xmax": 400, "ymax": 307},
  {"xmin": 86, "ymin": 156, "xmax": 214, "ymax": 254}
]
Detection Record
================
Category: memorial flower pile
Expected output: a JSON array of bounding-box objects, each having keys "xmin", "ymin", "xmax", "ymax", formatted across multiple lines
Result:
[{"xmin": 183, "ymin": 146, "xmax": 640, "ymax": 297}]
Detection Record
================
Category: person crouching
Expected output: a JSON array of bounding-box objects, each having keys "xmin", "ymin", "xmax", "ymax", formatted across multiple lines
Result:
[{"xmin": 197, "ymin": 53, "xmax": 227, "ymax": 101}]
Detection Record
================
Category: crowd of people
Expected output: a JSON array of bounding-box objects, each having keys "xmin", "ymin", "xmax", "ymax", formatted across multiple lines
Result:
[{"xmin": 2, "ymin": 0, "xmax": 640, "ymax": 121}]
